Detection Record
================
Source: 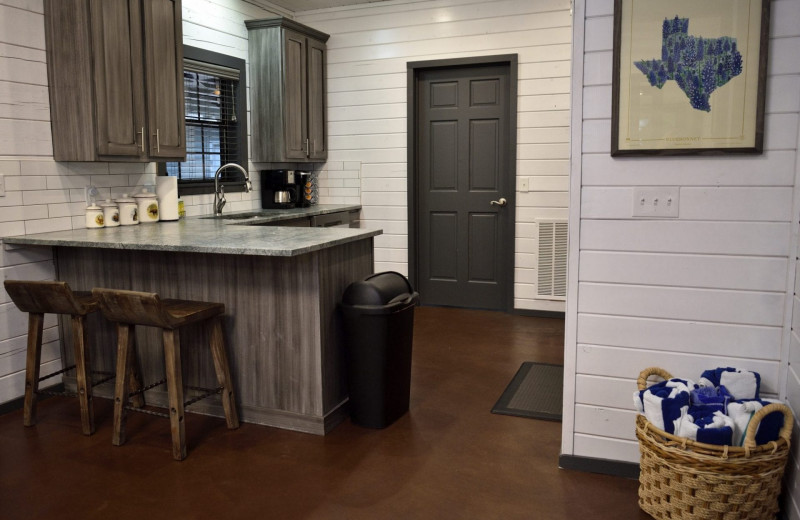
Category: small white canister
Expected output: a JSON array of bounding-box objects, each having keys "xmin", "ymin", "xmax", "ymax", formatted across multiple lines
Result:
[
  {"xmin": 100, "ymin": 199, "xmax": 120, "ymax": 227},
  {"xmin": 116, "ymin": 194, "xmax": 139, "ymax": 226},
  {"xmin": 134, "ymin": 190, "xmax": 159, "ymax": 223},
  {"xmin": 85, "ymin": 203, "xmax": 105, "ymax": 228}
]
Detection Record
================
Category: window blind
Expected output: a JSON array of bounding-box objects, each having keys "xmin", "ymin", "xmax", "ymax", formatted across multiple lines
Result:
[{"xmin": 166, "ymin": 61, "xmax": 241, "ymax": 184}]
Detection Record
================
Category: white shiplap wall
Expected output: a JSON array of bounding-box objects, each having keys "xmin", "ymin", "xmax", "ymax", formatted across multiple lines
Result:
[
  {"xmin": 296, "ymin": 0, "xmax": 573, "ymax": 312},
  {"xmin": 0, "ymin": 0, "xmax": 283, "ymax": 404},
  {"xmin": 567, "ymin": 0, "xmax": 800, "ymax": 513}
]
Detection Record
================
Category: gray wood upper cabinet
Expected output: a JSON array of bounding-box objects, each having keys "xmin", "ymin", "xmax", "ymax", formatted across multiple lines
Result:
[
  {"xmin": 246, "ymin": 18, "xmax": 330, "ymax": 163},
  {"xmin": 44, "ymin": 0, "xmax": 185, "ymax": 162}
]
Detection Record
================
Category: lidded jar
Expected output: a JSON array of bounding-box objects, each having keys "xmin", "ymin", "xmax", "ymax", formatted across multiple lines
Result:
[
  {"xmin": 115, "ymin": 194, "xmax": 139, "ymax": 226},
  {"xmin": 85, "ymin": 203, "xmax": 104, "ymax": 228},
  {"xmin": 99, "ymin": 199, "xmax": 120, "ymax": 227},
  {"xmin": 134, "ymin": 190, "xmax": 159, "ymax": 223}
]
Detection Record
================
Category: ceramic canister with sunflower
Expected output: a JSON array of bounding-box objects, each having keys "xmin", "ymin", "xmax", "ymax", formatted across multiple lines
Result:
[
  {"xmin": 134, "ymin": 190, "xmax": 159, "ymax": 223},
  {"xmin": 85, "ymin": 203, "xmax": 105, "ymax": 228}
]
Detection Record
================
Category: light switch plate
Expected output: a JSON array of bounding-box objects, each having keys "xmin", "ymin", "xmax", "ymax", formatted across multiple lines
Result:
[{"xmin": 632, "ymin": 187, "xmax": 679, "ymax": 218}]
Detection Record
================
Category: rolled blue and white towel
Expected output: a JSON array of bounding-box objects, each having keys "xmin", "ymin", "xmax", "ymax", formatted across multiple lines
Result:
[
  {"xmin": 698, "ymin": 367, "xmax": 760, "ymax": 401},
  {"xmin": 634, "ymin": 378, "xmax": 694, "ymax": 435},
  {"xmin": 727, "ymin": 399, "xmax": 784, "ymax": 446},
  {"xmin": 675, "ymin": 407, "xmax": 734, "ymax": 445}
]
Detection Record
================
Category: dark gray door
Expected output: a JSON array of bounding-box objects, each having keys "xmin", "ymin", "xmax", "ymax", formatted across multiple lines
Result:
[{"xmin": 415, "ymin": 63, "xmax": 513, "ymax": 310}]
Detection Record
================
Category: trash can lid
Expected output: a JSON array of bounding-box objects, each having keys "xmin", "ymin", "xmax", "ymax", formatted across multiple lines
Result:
[{"xmin": 342, "ymin": 271, "xmax": 414, "ymax": 306}]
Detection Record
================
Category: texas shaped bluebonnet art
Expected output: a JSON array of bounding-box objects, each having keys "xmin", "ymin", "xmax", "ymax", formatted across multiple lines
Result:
[{"xmin": 635, "ymin": 16, "xmax": 743, "ymax": 112}]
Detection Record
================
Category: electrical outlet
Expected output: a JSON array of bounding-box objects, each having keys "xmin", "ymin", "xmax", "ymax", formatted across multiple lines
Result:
[
  {"xmin": 519, "ymin": 177, "xmax": 529, "ymax": 192},
  {"xmin": 632, "ymin": 187, "xmax": 679, "ymax": 218},
  {"xmin": 0, "ymin": 174, "xmax": 4, "ymax": 197}
]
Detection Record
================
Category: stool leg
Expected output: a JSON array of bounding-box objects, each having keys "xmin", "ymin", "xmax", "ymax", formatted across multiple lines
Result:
[
  {"xmin": 112, "ymin": 323, "xmax": 135, "ymax": 447},
  {"xmin": 209, "ymin": 317, "xmax": 239, "ymax": 429},
  {"xmin": 163, "ymin": 328, "xmax": 186, "ymax": 461},
  {"xmin": 71, "ymin": 314, "xmax": 95, "ymax": 435},
  {"xmin": 23, "ymin": 312, "xmax": 44, "ymax": 427},
  {"xmin": 127, "ymin": 332, "xmax": 145, "ymax": 409}
]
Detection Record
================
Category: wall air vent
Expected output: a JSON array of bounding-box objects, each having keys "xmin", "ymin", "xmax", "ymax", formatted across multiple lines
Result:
[{"xmin": 536, "ymin": 220, "xmax": 568, "ymax": 300}]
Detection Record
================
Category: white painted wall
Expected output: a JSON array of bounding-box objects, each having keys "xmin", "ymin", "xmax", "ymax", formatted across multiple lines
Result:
[
  {"xmin": 296, "ymin": 0, "xmax": 573, "ymax": 312},
  {"xmin": 0, "ymin": 0, "xmax": 284, "ymax": 404},
  {"xmin": 566, "ymin": 0, "xmax": 800, "ymax": 513}
]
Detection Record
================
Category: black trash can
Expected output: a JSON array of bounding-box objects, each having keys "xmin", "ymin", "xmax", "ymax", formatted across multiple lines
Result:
[{"xmin": 339, "ymin": 272, "xmax": 419, "ymax": 428}]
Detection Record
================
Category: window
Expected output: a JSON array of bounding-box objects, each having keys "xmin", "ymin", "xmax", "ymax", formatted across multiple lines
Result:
[{"xmin": 161, "ymin": 46, "xmax": 247, "ymax": 195}]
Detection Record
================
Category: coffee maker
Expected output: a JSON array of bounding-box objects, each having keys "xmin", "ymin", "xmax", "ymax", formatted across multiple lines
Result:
[{"xmin": 261, "ymin": 170, "xmax": 299, "ymax": 209}]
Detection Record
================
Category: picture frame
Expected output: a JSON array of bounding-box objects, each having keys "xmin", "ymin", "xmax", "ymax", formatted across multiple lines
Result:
[{"xmin": 611, "ymin": 0, "xmax": 771, "ymax": 156}]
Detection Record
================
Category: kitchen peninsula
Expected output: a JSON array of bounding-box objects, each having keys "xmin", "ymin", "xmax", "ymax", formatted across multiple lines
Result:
[{"xmin": 3, "ymin": 205, "xmax": 381, "ymax": 435}]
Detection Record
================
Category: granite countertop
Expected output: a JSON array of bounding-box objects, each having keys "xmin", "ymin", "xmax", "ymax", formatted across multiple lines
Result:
[{"xmin": 3, "ymin": 205, "xmax": 382, "ymax": 257}]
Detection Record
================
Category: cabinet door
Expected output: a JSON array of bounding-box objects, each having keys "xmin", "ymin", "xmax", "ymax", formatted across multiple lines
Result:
[
  {"xmin": 307, "ymin": 38, "xmax": 327, "ymax": 161},
  {"xmin": 283, "ymin": 29, "xmax": 308, "ymax": 160},
  {"xmin": 89, "ymin": 0, "xmax": 146, "ymax": 158},
  {"xmin": 142, "ymin": 0, "xmax": 185, "ymax": 159}
]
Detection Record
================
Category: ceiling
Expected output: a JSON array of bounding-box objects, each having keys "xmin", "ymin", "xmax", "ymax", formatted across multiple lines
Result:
[{"xmin": 262, "ymin": 0, "xmax": 390, "ymax": 13}]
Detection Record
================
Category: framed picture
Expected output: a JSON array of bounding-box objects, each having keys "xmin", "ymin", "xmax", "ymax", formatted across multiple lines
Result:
[{"xmin": 611, "ymin": 0, "xmax": 771, "ymax": 156}]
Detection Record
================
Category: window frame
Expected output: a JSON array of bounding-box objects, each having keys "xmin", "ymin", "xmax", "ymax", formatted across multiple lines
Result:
[{"xmin": 159, "ymin": 46, "xmax": 248, "ymax": 196}]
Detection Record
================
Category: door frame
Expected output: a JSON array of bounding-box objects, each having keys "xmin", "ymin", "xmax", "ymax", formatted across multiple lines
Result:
[{"xmin": 407, "ymin": 54, "xmax": 518, "ymax": 312}]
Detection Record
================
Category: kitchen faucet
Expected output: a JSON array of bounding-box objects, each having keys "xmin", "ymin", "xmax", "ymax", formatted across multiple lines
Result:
[{"xmin": 214, "ymin": 163, "xmax": 252, "ymax": 215}]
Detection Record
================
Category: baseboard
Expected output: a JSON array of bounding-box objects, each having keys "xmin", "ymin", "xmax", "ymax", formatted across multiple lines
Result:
[
  {"xmin": 0, "ymin": 383, "xmax": 65, "ymax": 417},
  {"xmin": 513, "ymin": 309, "xmax": 565, "ymax": 319},
  {"xmin": 558, "ymin": 454, "xmax": 640, "ymax": 480}
]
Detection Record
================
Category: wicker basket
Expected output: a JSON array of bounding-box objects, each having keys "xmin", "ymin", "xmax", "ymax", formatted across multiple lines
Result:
[{"xmin": 636, "ymin": 367, "xmax": 794, "ymax": 520}]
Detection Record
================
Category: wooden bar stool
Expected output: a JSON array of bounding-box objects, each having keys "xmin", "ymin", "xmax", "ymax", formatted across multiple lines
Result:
[
  {"xmin": 92, "ymin": 288, "xmax": 239, "ymax": 461},
  {"xmin": 3, "ymin": 280, "xmax": 108, "ymax": 435}
]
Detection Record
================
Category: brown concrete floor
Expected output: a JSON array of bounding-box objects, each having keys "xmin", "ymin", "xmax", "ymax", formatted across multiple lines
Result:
[{"xmin": 0, "ymin": 307, "xmax": 649, "ymax": 520}]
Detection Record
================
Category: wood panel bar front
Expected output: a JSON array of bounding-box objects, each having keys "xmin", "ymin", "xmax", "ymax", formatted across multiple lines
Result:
[{"xmin": 55, "ymin": 238, "xmax": 374, "ymax": 434}]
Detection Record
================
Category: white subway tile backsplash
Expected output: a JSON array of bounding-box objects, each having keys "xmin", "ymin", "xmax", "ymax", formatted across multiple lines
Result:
[
  {"xmin": 24, "ymin": 216, "xmax": 72, "ymax": 235},
  {"xmin": 46, "ymin": 175, "xmax": 92, "ymax": 190},
  {"xmin": 7, "ymin": 175, "xmax": 46, "ymax": 191},
  {"xmin": 65, "ymin": 162, "xmax": 109, "ymax": 175},
  {"xmin": 91, "ymin": 174, "xmax": 132, "ymax": 188},
  {"xmin": 47, "ymin": 202, "xmax": 84, "ymax": 218},
  {"xmin": 1, "ymin": 221, "xmax": 25, "ymax": 237},
  {"xmin": 0, "ymin": 161, "xmax": 21, "ymax": 176},
  {"xmin": 70, "ymin": 215, "xmax": 84, "ymax": 229},
  {"xmin": 0, "ymin": 192, "xmax": 23, "ymax": 208},
  {"xmin": 127, "ymin": 173, "xmax": 158, "ymax": 187},
  {"xmin": 109, "ymin": 162, "xmax": 148, "ymax": 174},
  {"xmin": 22, "ymin": 189, "xmax": 70, "ymax": 205},
  {"xmin": 0, "ymin": 205, "xmax": 47, "ymax": 222},
  {"xmin": 19, "ymin": 160, "xmax": 70, "ymax": 176}
]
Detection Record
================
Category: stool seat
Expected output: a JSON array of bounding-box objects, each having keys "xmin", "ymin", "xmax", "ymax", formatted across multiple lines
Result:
[
  {"xmin": 92, "ymin": 288, "xmax": 239, "ymax": 460},
  {"xmin": 4, "ymin": 280, "xmax": 100, "ymax": 435},
  {"xmin": 5, "ymin": 280, "xmax": 98, "ymax": 316}
]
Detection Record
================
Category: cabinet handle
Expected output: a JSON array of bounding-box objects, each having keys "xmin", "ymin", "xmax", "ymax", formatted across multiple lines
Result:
[
  {"xmin": 153, "ymin": 129, "xmax": 160, "ymax": 153},
  {"xmin": 311, "ymin": 139, "xmax": 316, "ymax": 155},
  {"xmin": 304, "ymin": 138, "xmax": 309, "ymax": 157},
  {"xmin": 137, "ymin": 127, "xmax": 144, "ymax": 153}
]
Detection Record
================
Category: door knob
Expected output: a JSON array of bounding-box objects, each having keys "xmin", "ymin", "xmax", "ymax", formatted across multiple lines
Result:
[{"xmin": 490, "ymin": 197, "xmax": 507, "ymax": 207}]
